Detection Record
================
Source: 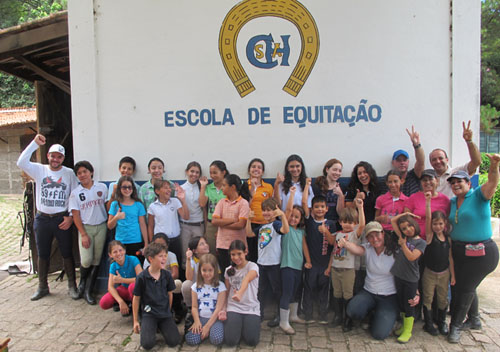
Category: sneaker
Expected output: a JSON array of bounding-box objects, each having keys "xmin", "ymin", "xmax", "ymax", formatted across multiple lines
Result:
[
  {"xmin": 318, "ymin": 319, "xmax": 328, "ymax": 325},
  {"xmin": 305, "ymin": 319, "xmax": 316, "ymax": 324}
]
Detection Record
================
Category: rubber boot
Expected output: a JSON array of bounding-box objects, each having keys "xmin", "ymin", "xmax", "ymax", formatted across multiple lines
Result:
[
  {"xmin": 423, "ymin": 306, "xmax": 439, "ymax": 336},
  {"xmin": 448, "ymin": 292, "xmax": 475, "ymax": 344},
  {"xmin": 63, "ymin": 258, "xmax": 80, "ymax": 300},
  {"xmin": 397, "ymin": 315, "xmax": 414, "ymax": 343},
  {"xmin": 77, "ymin": 266, "xmax": 90, "ymax": 299},
  {"xmin": 289, "ymin": 302, "xmax": 305, "ymax": 324},
  {"xmin": 83, "ymin": 265, "xmax": 98, "ymax": 305},
  {"xmin": 267, "ymin": 305, "xmax": 280, "ymax": 327},
  {"xmin": 332, "ymin": 297, "xmax": 343, "ymax": 327},
  {"xmin": 31, "ymin": 258, "xmax": 50, "ymax": 301},
  {"xmin": 279, "ymin": 308, "xmax": 295, "ymax": 335},
  {"xmin": 462, "ymin": 292, "xmax": 481, "ymax": 330},
  {"xmin": 437, "ymin": 309, "xmax": 448, "ymax": 335},
  {"xmin": 342, "ymin": 299, "xmax": 353, "ymax": 332},
  {"xmin": 394, "ymin": 312, "xmax": 405, "ymax": 336}
]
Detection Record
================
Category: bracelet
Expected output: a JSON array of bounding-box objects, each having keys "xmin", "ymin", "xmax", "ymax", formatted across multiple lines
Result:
[
  {"xmin": 413, "ymin": 143, "xmax": 421, "ymax": 149},
  {"xmin": 466, "ymin": 140, "xmax": 473, "ymax": 144}
]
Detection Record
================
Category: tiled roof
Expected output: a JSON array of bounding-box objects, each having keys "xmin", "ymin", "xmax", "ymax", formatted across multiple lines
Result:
[{"xmin": 0, "ymin": 107, "xmax": 36, "ymax": 127}]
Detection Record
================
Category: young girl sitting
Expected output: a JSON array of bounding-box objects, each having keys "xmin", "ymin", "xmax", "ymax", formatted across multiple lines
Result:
[
  {"xmin": 422, "ymin": 192, "xmax": 455, "ymax": 336},
  {"xmin": 147, "ymin": 179, "xmax": 189, "ymax": 268},
  {"xmin": 107, "ymin": 176, "xmax": 148, "ymax": 260},
  {"xmin": 211, "ymin": 174, "xmax": 250, "ymax": 273},
  {"xmin": 221, "ymin": 240, "xmax": 260, "ymax": 347},
  {"xmin": 185, "ymin": 254, "xmax": 226, "ymax": 346},
  {"xmin": 132, "ymin": 242, "xmax": 180, "ymax": 349},
  {"xmin": 99, "ymin": 240, "xmax": 142, "ymax": 316},
  {"xmin": 390, "ymin": 213, "xmax": 427, "ymax": 343},
  {"xmin": 182, "ymin": 236, "xmax": 210, "ymax": 311}
]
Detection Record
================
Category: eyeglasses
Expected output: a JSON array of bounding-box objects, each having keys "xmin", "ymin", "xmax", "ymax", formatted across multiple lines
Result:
[{"xmin": 121, "ymin": 186, "xmax": 133, "ymax": 190}]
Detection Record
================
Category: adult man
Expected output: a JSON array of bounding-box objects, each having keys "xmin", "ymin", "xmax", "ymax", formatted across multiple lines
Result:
[
  {"xmin": 387, "ymin": 126, "xmax": 425, "ymax": 197},
  {"xmin": 429, "ymin": 121, "xmax": 481, "ymax": 198},
  {"xmin": 17, "ymin": 134, "xmax": 79, "ymax": 300}
]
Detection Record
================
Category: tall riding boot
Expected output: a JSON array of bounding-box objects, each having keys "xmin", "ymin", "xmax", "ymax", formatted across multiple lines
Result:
[
  {"xmin": 83, "ymin": 265, "xmax": 99, "ymax": 305},
  {"xmin": 448, "ymin": 292, "xmax": 475, "ymax": 344},
  {"xmin": 462, "ymin": 292, "xmax": 481, "ymax": 330},
  {"xmin": 31, "ymin": 258, "xmax": 50, "ymax": 301},
  {"xmin": 437, "ymin": 308, "xmax": 449, "ymax": 335},
  {"xmin": 342, "ymin": 299, "xmax": 353, "ymax": 332},
  {"xmin": 423, "ymin": 306, "xmax": 439, "ymax": 336},
  {"xmin": 332, "ymin": 297, "xmax": 343, "ymax": 327},
  {"xmin": 77, "ymin": 266, "xmax": 90, "ymax": 299},
  {"xmin": 63, "ymin": 258, "xmax": 80, "ymax": 300}
]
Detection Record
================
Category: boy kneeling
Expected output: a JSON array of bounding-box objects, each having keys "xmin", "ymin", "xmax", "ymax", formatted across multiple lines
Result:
[{"xmin": 133, "ymin": 242, "xmax": 181, "ymax": 349}]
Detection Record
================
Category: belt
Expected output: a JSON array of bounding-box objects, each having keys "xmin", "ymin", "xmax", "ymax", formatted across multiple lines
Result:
[
  {"xmin": 37, "ymin": 211, "xmax": 68, "ymax": 218},
  {"xmin": 452, "ymin": 239, "xmax": 492, "ymax": 246},
  {"xmin": 180, "ymin": 220, "xmax": 204, "ymax": 226}
]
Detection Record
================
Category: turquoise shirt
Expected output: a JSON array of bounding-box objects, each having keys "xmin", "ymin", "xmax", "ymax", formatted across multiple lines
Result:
[
  {"xmin": 449, "ymin": 187, "xmax": 492, "ymax": 242},
  {"xmin": 280, "ymin": 227, "xmax": 305, "ymax": 270}
]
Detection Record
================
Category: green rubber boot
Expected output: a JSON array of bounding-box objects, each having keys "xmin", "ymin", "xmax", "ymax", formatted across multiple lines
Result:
[
  {"xmin": 394, "ymin": 312, "xmax": 405, "ymax": 336},
  {"xmin": 397, "ymin": 316, "xmax": 414, "ymax": 344}
]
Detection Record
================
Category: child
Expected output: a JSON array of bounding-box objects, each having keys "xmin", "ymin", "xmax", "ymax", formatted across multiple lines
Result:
[
  {"xmin": 182, "ymin": 237, "xmax": 210, "ymax": 308},
  {"xmin": 221, "ymin": 240, "xmax": 260, "ymax": 347},
  {"xmin": 106, "ymin": 156, "xmax": 139, "ymax": 206},
  {"xmin": 139, "ymin": 157, "xmax": 175, "ymax": 212},
  {"xmin": 279, "ymin": 186, "xmax": 307, "ymax": 334},
  {"xmin": 211, "ymin": 174, "xmax": 250, "ymax": 273},
  {"xmin": 180, "ymin": 162, "xmax": 205, "ymax": 268},
  {"xmin": 107, "ymin": 176, "xmax": 148, "ymax": 258},
  {"xmin": 328, "ymin": 198, "xmax": 365, "ymax": 331},
  {"xmin": 147, "ymin": 179, "xmax": 189, "ymax": 267},
  {"xmin": 375, "ymin": 170, "xmax": 408, "ymax": 232},
  {"xmin": 390, "ymin": 213, "xmax": 427, "ymax": 343},
  {"xmin": 422, "ymin": 192, "xmax": 455, "ymax": 336},
  {"xmin": 274, "ymin": 154, "xmax": 314, "ymax": 210},
  {"xmin": 99, "ymin": 240, "xmax": 142, "ymax": 316},
  {"xmin": 199, "ymin": 160, "xmax": 229, "ymax": 255},
  {"xmin": 132, "ymin": 242, "xmax": 181, "ymax": 349},
  {"xmin": 185, "ymin": 253, "xmax": 226, "ymax": 345},
  {"xmin": 246, "ymin": 198, "xmax": 289, "ymax": 328},
  {"xmin": 301, "ymin": 182, "xmax": 336, "ymax": 324},
  {"xmin": 69, "ymin": 160, "xmax": 108, "ymax": 305}
]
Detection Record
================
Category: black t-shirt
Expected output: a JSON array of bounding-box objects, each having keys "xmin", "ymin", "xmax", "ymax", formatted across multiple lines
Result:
[
  {"xmin": 424, "ymin": 235, "xmax": 450, "ymax": 273},
  {"xmin": 133, "ymin": 268, "xmax": 175, "ymax": 318},
  {"xmin": 345, "ymin": 188, "xmax": 379, "ymax": 223},
  {"xmin": 305, "ymin": 216, "xmax": 334, "ymax": 268}
]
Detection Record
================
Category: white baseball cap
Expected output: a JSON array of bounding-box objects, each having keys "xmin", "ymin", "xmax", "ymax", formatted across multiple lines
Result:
[{"xmin": 48, "ymin": 144, "xmax": 65, "ymax": 156}]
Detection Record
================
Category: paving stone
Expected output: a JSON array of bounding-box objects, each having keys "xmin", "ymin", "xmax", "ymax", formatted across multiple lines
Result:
[
  {"xmin": 472, "ymin": 332, "xmax": 494, "ymax": 344},
  {"xmin": 273, "ymin": 333, "xmax": 290, "ymax": 345},
  {"xmin": 309, "ymin": 336, "xmax": 328, "ymax": 348}
]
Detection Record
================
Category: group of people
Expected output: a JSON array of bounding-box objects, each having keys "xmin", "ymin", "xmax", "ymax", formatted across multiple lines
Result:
[{"xmin": 16, "ymin": 120, "xmax": 498, "ymax": 349}]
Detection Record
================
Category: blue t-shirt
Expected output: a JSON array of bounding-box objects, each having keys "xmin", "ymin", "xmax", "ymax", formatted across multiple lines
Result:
[
  {"xmin": 449, "ymin": 187, "xmax": 492, "ymax": 242},
  {"xmin": 109, "ymin": 201, "xmax": 146, "ymax": 244},
  {"xmin": 109, "ymin": 255, "xmax": 140, "ymax": 287}
]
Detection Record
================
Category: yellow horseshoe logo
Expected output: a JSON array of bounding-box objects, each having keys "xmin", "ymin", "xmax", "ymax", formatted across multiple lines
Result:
[{"xmin": 219, "ymin": 0, "xmax": 320, "ymax": 98}]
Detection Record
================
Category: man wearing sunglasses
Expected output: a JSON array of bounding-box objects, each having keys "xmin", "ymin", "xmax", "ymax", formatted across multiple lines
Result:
[{"xmin": 17, "ymin": 134, "xmax": 79, "ymax": 301}]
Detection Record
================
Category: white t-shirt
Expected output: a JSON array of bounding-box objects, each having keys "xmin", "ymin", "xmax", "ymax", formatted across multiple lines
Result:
[
  {"xmin": 147, "ymin": 198, "xmax": 182, "ymax": 238},
  {"xmin": 191, "ymin": 281, "xmax": 226, "ymax": 318},
  {"xmin": 181, "ymin": 181, "xmax": 203, "ymax": 222},
  {"xmin": 225, "ymin": 261, "xmax": 260, "ymax": 316},
  {"xmin": 17, "ymin": 140, "xmax": 78, "ymax": 214},
  {"xmin": 362, "ymin": 243, "xmax": 396, "ymax": 295},
  {"xmin": 279, "ymin": 182, "xmax": 313, "ymax": 210},
  {"xmin": 256, "ymin": 221, "xmax": 283, "ymax": 266},
  {"xmin": 69, "ymin": 182, "xmax": 108, "ymax": 225}
]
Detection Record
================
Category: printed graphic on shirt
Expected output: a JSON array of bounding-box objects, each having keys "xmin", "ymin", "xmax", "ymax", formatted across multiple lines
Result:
[
  {"xmin": 258, "ymin": 227, "xmax": 273, "ymax": 249},
  {"xmin": 333, "ymin": 235, "xmax": 347, "ymax": 261},
  {"xmin": 41, "ymin": 176, "xmax": 68, "ymax": 207}
]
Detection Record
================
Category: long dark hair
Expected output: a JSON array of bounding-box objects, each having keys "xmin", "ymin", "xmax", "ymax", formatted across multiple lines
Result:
[
  {"xmin": 315, "ymin": 158, "xmax": 343, "ymax": 193},
  {"xmin": 347, "ymin": 161, "xmax": 379, "ymax": 194},
  {"xmin": 210, "ymin": 160, "xmax": 229, "ymax": 176},
  {"xmin": 226, "ymin": 240, "xmax": 247, "ymax": 277},
  {"xmin": 225, "ymin": 174, "xmax": 250, "ymax": 202},
  {"xmin": 282, "ymin": 154, "xmax": 308, "ymax": 195},
  {"xmin": 116, "ymin": 175, "xmax": 140, "ymax": 203}
]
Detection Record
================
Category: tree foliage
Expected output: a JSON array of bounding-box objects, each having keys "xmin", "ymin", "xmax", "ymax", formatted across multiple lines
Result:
[{"xmin": 0, "ymin": 0, "xmax": 67, "ymax": 108}]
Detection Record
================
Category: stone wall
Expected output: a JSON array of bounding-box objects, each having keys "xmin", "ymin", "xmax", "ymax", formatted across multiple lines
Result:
[{"xmin": 0, "ymin": 128, "xmax": 34, "ymax": 194}]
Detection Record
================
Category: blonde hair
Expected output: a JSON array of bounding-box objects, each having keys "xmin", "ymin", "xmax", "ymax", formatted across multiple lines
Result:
[{"xmin": 196, "ymin": 254, "xmax": 220, "ymax": 288}]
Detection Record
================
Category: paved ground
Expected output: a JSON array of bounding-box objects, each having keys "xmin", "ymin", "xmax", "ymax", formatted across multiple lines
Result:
[{"xmin": 1, "ymin": 194, "xmax": 500, "ymax": 351}]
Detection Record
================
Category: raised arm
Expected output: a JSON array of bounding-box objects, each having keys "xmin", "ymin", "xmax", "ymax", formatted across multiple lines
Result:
[
  {"xmin": 481, "ymin": 154, "xmax": 500, "ymax": 200},
  {"xmin": 17, "ymin": 134, "xmax": 45, "ymax": 176},
  {"xmin": 175, "ymin": 184, "xmax": 190, "ymax": 220},
  {"xmin": 198, "ymin": 176, "xmax": 209, "ymax": 207},
  {"xmin": 246, "ymin": 211, "xmax": 256, "ymax": 237},
  {"xmin": 337, "ymin": 237, "xmax": 365, "ymax": 256},
  {"xmin": 355, "ymin": 198, "xmax": 365, "ymax": 237},
  {"xmin": 462, "ymin": 120, "xmax": 481, "ymax": 175},
  {"xmin": 276, "ymin": 207, "xmax": 290, "ymax": 234},
  {"xmin": 273, "ymin": 172, "xmax": 284, "ymax": 205},
  {"xmin": 302, "ymin": 178, "xmax": 311, "ymax": 218},
  {"xmin": 285, "ymin": 186, "xmax": 296, "ymax": 218},
  {"xmin": 407, "ymin": 125, "xmax": 425, "ymax": 178}
]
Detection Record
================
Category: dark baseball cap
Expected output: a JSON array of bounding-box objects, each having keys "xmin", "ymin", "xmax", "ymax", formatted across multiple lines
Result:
[{"xmin": 447, "ymin": 170, "xmax": 470, "ymax": 182}]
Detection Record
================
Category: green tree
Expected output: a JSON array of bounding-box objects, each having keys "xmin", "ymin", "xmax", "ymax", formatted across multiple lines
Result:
[{"xmin": 0, "ymin": 0, "xmax": 67, "ymax": 108}]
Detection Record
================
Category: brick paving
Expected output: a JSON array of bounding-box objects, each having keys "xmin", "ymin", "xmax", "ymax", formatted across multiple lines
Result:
[{"xmin": 1, "ymin": 195, "xmax": 500, "ymax": 351}]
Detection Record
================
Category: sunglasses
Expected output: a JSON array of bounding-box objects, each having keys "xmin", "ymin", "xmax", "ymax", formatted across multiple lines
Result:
[{"xmin": 121, "ymin": 186, "xmax": 133, "ymax": 190}]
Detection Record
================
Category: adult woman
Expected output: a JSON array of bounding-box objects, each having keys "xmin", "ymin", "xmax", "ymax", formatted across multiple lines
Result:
[
  {"xmin": 341, "ymin": 221, "xmax": 414, "ymax": 340},
  {"xmin": 446, "ymin": 156, "xmax": 500, "ymax": 343},
  {"xmin": 404, "ymin": 169, "xmax": 450, "ymax": 240},
  {"xmin": 247, "ymin": 158, "xmax": 274, "ymax": 262},
  {"xmin": 274, "ymin": 154, "xmax": 313, "ymax": 210},
  {"xmin": 312, "ymin": 158, "xmax": 345, "ymax": 223},
  {"xmin": 345, "ymin": 161, "xmax": 380, "ymax": 223}
]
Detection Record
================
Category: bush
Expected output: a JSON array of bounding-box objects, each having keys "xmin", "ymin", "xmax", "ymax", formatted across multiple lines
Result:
[
  {"xmin": 479, "ymin": 157, "xmax": 500, "ymax": 217},
  {"xmin": 480, "ymin": 153, "xmax": 491, "ymax": 174}
]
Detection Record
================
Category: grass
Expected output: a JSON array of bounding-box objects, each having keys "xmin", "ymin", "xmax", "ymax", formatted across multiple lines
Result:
[{"xmin": 122, "ymin": 335, "xmax": 132, "ymax": 346}]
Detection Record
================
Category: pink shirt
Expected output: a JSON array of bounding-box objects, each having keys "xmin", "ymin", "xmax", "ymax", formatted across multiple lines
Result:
[
  {"xmin": 375, "ymin": 192, "xmax": 408, "ymax": 231},
  {"xmin": 404, "ymin": 192, "xmax": 450, "ymax": 240},
  {"xmin": 213, "ymin": 196, "xmax": 250, "ymax": 249}
]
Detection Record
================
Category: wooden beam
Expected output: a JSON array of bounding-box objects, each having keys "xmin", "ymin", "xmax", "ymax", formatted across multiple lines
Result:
[{"xmin": 14, "ymin": 55, "xmax": 70, "ymax": 94}]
